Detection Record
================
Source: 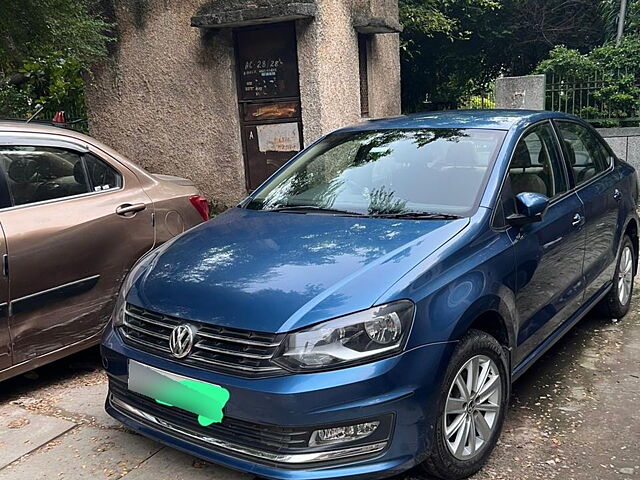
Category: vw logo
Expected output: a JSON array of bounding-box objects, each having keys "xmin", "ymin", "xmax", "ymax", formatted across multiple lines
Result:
[{"xmin": 169, "ymin": 324, "xmax": 196, "ymax": 358}]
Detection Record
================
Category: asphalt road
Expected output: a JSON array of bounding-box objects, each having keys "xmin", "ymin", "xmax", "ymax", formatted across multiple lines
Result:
[{"xmin": 0, "ymin": 290, "xmax": 638, "ymax": 480}]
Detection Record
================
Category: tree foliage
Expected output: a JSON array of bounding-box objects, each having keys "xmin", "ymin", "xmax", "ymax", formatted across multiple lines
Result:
[
  {"xmin": 400, "ymin": 0, "xmax": 506, "ymax": 112},
  {"xmin": 535, "ymin": 36, "xmax": 640, "ymax": 126},
  {"xmin": 0, "ymin": 0, "xmax": 112, "ymax": 122},
  {"xmin": 600, "ymin": 0, "xmax": 640, "ymax": 41},
  {"xmin": 400, "ymin": 0, "xmax": 607, "ymax": 112}
]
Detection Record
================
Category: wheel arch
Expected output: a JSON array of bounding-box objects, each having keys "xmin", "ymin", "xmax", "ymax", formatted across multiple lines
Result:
[{"xmin": 451, "ymin": 294, "xmax": 517, "ymax": 358}]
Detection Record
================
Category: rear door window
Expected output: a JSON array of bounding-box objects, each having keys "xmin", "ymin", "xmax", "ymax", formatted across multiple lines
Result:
[
  {"xmin": 0, "ymin": 146, "xmax": 90, "ymax": 206},
  {"xmin": 83, "ymin": 154, "xmax": 122, "ymax": 191},
  {"xmin": 555, "ymin": 121, "xmax": 612, "ymax": 186}
]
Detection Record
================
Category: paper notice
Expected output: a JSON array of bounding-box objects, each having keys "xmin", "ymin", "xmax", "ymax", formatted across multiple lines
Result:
[{"xmin": 256, "ymin": 123, "xmax": 301, "ymax": 153}]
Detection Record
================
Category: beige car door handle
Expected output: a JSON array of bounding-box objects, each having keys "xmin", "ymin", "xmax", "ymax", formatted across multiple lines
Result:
[{"xmin": 116, "ymin": 203, "xmax": 146, "ymax": 216}]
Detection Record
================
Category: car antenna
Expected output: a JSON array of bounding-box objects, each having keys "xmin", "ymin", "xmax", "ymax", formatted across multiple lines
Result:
[{"xmin": 25, "ymin": 105, "xmax": 44, "ymax": 124}]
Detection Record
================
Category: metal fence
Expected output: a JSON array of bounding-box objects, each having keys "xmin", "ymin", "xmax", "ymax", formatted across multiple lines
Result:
[
  {"xmin": 458, "ymin": 91, "xmax": 496, "ymax": 110},
  {"xmin": 545, "ymin": 70, "xmax": 640, "ymax": 126},
  {"xmin": 422, "ymin": 89, "xmax": 496, "ymax": 112}
]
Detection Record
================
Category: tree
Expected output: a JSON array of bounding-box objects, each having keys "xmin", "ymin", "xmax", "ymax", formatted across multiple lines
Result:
[
  {"xmin": 400, "ymin": 0, "xmax": 505, "ymax": 112},
  {"xmin": 399, "ymin": 0, "xmax": 606, "ymax": 113},
  {"xmin": 0, "ymin": 0, "xmax": 112, "ymax": 122},
  {"xmin": 600, "ymin": 0, "xmax": 640, "ymax": 41},
  {"xmin": 501, "ymin": 0, "xmax": 605, "ymax": 74},
  {"xmin": 534, "ymin": 36, "xmax": 640, "ymax": 126}
]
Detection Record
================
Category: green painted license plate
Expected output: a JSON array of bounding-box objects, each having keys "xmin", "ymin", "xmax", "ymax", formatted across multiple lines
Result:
[{"xmin": 128, "ymin": 360, "xmax": 230, "ymax": 426}]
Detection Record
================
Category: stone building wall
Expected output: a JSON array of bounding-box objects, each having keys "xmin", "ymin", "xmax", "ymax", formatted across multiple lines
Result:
[
  {"xmin": 87, "ymin": 0, "xmax": 245, "ymax": 209},
  {"xmin": 368, "ymin": 33, "xmax": 402, "ymax": 119},
  {"xmin": 598, "ymin": 127, "xmax": 640, "ymax": 173},
  {"xmin": 297, "ymin": 0, "xmax": 362, "ymax": 143},
  {"xmin": 86, "ymin": 0, "xmax": 401, "ymax": 208},
  {"xmin": 297, "ymin": 0, "xmax": 402, "ymax": 142}
]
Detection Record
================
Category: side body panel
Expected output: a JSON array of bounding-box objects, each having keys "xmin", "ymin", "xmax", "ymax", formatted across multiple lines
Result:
[
  {"xmin": 141, "ymin": 177, "xmax": 203, "ymax": 246},
  {"xmin": 511, "ymin": 193, "xmax": 586, "ymax": 364},
  {"xmin": 577, "ymin": 164, "xmax": 625, "ymax": 300},
  {"xmin": 377, "ymin": 208, "xmax": 519, "ymax": 352},
  {"xmin": 0, "ymin": 224, "xmax": 8, "ymax": 370},
  {"xmin": 1, "ymin": 141, "xmax": 154, "ymax": 365}
]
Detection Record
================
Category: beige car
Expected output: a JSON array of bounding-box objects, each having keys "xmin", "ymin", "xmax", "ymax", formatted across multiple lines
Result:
[{"xmin": 0, "ymin": 121, "xmax": 207, "ymax": 381}]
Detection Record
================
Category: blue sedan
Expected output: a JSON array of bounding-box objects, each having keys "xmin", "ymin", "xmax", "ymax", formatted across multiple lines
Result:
[{"xmin": 101, "ymin": 110, "xmax": 638, "ymax": 480}]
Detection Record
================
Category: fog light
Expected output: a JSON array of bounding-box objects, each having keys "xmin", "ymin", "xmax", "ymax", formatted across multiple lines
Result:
[{"xmin": 309, "ymin": 421, "xmax": 380, "ymax": 447}]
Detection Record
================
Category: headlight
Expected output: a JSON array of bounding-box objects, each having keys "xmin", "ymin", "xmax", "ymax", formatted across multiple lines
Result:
[
  {"xmin": 273, "ymin": 300, "xmax": 415, "ymax": 372},
  {"xmin": 112, "ymin": 249, "xmax": 159, "ymax": 327}
]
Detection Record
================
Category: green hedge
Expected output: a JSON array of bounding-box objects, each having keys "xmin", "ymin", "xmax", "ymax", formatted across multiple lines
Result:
[{"xmin": 535, "ymin": 36, "xmax": 640, "ymax": 127}]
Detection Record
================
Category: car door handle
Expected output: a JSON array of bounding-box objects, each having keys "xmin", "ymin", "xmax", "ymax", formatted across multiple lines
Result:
[
  {"xmin": 572, "ymin": 213, "xmax": 584, "ymax": 227},
  {"xmin": 116, "ymin": 203, "xmax": 146, "ymax": 216},
  {"xmin": 613, "ymin": 188, "xmax": 622, "ymax": 201}
]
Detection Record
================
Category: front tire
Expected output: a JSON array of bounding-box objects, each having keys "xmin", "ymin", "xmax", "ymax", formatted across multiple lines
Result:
[
  {"xmin": 597, "ymin": 235, "xmax": 635, "ymax": 319},
  {"xmin": 421, "ymin": 330, "xmax": 509, "ymax": 480}
]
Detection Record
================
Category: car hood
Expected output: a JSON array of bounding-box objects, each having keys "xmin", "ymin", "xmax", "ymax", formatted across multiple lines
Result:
[{"xmin": 128, "ymin": 208, "xmax": 468, "ymax": 332}]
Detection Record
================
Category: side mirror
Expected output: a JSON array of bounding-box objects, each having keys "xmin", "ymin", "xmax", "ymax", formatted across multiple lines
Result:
[{"xmin": 507, "ymin": 192, "xmax": 550, "ymax": 226}]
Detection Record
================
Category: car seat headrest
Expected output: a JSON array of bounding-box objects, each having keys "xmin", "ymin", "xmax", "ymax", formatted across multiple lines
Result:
[
  {"xmin": 8, "ymin": 158, "xmax": 38, "ymax": 183},
  {"xmin": 73, "ymin": 160, "xmax": 87, "ymax": 185},
  {"xmin": 511, "ymin": 141, "xmax": 532, "ymax": 169},
  {"xmin": 563, "ymin": 140, "xmax": 577, "ymax": 165}
]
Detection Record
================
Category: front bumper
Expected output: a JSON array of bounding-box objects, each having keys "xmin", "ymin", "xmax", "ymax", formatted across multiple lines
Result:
[{"xmin": 101, "ymin": 324, "xmax": 455, "ymax": 480}]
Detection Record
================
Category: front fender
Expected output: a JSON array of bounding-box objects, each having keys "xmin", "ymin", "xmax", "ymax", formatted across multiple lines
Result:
[
  {"xmin": 449, "ymin": 291, "xmax": 517, "ymax": 350},
  {"xmin": 380, "ymin": 210, "xmax": 518, "ymax": 352}
]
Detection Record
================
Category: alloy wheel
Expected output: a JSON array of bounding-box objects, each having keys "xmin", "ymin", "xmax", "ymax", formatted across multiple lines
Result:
[
  {"xmin": 618, "ymin": 245, "xmax": 634, "ymax": 306},
  {"xmin": 443, "ymin": 355, "xmax": 502, "ymax": 460}
]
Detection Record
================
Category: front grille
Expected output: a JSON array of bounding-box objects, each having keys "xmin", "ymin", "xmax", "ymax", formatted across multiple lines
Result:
[
  {"xmin": 109, "ymin": 377, "xmax": 310, "ymax": 453},
  {"xmin": 119, "ymin": 303, "xmax": 286, "ymax": 377}
]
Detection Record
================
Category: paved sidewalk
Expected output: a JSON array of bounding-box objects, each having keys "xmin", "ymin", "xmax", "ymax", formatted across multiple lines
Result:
[{"xmin": 0, "ymin": 293, "xmax": 638, "ymax": 480}]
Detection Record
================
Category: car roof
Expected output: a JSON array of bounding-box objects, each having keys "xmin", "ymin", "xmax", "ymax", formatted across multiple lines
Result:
[
  {"xmin": 337, "ymin": 109, "xmax": 582, "ymax": 133},
  {"xmin": 0, "ymin": 120, "xmax": 92, "ymax": 141},
  {"xmin": 0, "ymin": 120, "xmax": 156, "ymax": 179},
  {"xmin": 1, "ymin": 110, "xmax": 581, "ymax": 138}
]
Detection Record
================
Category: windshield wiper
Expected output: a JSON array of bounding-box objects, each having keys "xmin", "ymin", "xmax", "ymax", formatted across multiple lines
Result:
[
  {"xmin": 371, "ymin": 211, "xmax": 463, "ymax": 220},
  {"xmin": 264, "ymin": 206, "xmax": 461, "ymax": 220},
  {"xmin": 266, "ymin": 205, "xmax": 364, "ymax": 216}
]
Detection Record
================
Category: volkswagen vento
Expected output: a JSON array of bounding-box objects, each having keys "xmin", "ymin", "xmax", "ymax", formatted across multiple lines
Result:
[{"xmin": 102, "ymin": 110, "xmax": 638, "ymax": 480}]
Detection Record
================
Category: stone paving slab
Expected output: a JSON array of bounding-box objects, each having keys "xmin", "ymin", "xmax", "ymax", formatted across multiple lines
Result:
[
  {"xmin": 0, "ymin": 425, "xmax": 161, "ymax": 480},
  {"xmin": 54, "ymin": 383, "xmax": 120, "ymax": 429},
  {"xmin": 0, "ymin": 404, "xmax": 75, "ymax": 469},
  {"xmin": 121, "ymin": 447, "xmax": 252, "ymax": 480}
]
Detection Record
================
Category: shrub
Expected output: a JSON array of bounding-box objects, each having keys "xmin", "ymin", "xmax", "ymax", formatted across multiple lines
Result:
[{"xmin": 535, "ymin": 36, "xmax": 640, "ymax": 126}]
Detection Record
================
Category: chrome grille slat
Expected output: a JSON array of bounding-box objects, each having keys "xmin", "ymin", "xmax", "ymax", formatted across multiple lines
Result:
[
  {"xmin": 188, "ymin": 353, "xmax": 283, "ymax": 372},
  {"xmin": 124, "ymin": 309, "xmax": 176, "ymax": 329},
  {"xmin": 123, "ymin": 318, "xmax": 170, "ymax": 340},
  {"xmin": 196, "ymin": 330, "xmax": 280, "ymax": 347},
  {"xmin": 194, "ymin": 342, "xmax": 274, "ymax": 360},
  {"xmin": 120, "ymin": 304, "xmax": 286, "ymax": 377},
  {"xmin": 120, "ymin": 329, "xmax": 171, "ymax": 353}
]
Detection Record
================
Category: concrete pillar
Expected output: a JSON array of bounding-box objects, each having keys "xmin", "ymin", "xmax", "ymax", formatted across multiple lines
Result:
[{"xmin": 495, "ymin": 75, "xmax": 546, "ymax": 110}]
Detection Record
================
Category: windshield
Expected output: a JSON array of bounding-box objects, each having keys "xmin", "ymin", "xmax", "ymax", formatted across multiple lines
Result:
[{"xmin": 245, "ymin": 128, "xmax": 506, "ymax": 217}]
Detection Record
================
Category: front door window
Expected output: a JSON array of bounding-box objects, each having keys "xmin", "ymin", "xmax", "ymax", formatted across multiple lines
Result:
[{"xmin": 508, "ymin": 123, "xmax": 568, "ymax": 199}]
